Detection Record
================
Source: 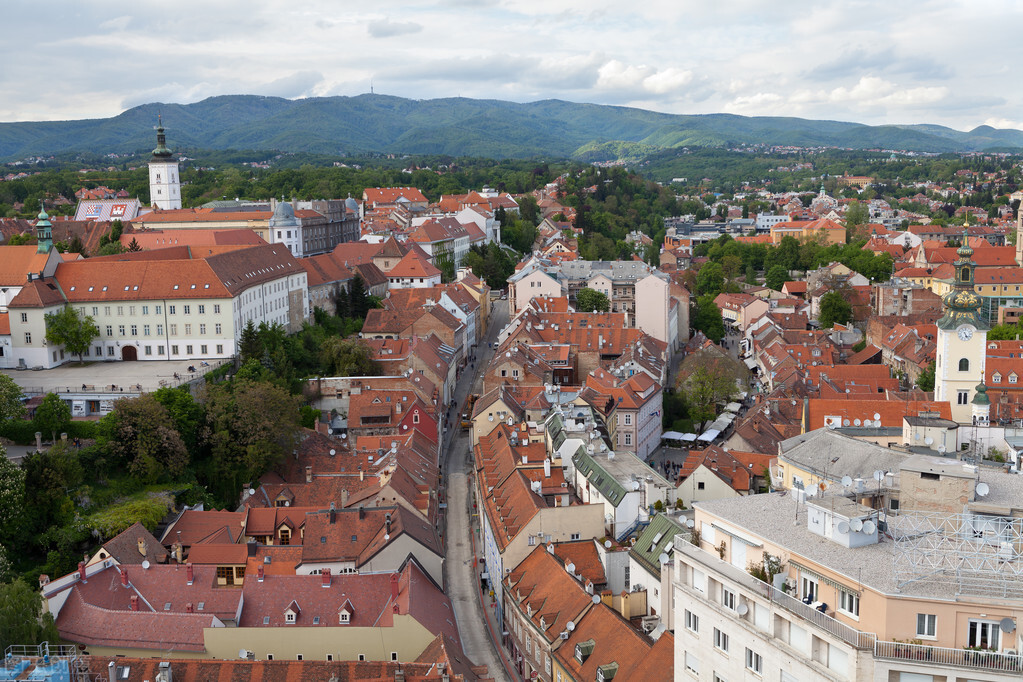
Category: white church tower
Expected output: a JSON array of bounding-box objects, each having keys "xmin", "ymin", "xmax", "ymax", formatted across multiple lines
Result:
[{"xmin": 148, "ymin": 116, "xmax": 181, "ymax": 210}]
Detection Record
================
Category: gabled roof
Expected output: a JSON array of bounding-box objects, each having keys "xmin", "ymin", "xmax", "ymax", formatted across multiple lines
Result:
[
  {"xmin": 504, "ymin": 545, "xmax": 593, "ymax": 645},
  {"xmin": 554, "ymin": 601, "xmax": 673, "ymax": 682},
  {"xmin": 388, "ymin": 250, "xmax": 442, "ymax": 279},
  {"xmin": 99, "ymin": 522, "xmax": 167, "ymax": 565}
]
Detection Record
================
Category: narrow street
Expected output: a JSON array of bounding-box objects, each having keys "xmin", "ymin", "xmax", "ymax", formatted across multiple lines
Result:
[{"xmin": 442, "ymin": 297, "xmax": 513, "ymax": 682}]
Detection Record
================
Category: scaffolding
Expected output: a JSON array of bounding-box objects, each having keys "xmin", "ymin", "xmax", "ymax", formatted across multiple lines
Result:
[
  {"xmin": 2, "ymin": 643, "xmax": 93, "ymax": 682},
  {"xmin": 889, "ymin": 510, "xmax": 1023, "ymax": 598}
]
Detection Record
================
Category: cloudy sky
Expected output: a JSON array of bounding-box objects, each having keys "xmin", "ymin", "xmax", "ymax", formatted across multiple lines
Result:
[{"xmin": 3, "ymin": 0, "xmax": 1020, "ymax": 131}]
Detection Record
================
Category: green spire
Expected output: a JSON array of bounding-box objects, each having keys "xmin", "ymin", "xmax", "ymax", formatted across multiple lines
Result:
[
  {"xmin": 152, "ymin": 114, "xmax": 173, "ymax": 158},
  {"xmin": 35, "ymin": 200, "xmax": 52, "ymax": 253}
]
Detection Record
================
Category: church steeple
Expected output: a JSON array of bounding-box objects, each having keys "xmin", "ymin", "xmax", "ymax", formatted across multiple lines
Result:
[
  {"xmin": 148, "ymin": 116, "xmax": 182, "ymax": 210},
  {"xmin": 936, "ymin": 236, "xmax": 986, "ymax": 331},
  {"xmin": 152, "ymin": 114, "xmax": 173, "ymax": 159},
  {"xmin": 35, "ymin": 201, "xmax": 52, "ymax": 254}
]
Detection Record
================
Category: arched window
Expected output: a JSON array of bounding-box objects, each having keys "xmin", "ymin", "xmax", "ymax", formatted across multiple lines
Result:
[
  {"xmin": 959, "ymin": 358, "xmax": 970, "ymax": 372},
  {"xmin": 962, "ymin": 266, "xmax": 971, "ymax": 282}
]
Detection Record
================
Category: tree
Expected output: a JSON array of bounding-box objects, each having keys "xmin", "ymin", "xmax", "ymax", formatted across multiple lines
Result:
[
  {"xmin": 844, "ymin": 200, "xmax": 869, "ymax": 241},
  {"xmin": 99, "ymin": 395, "xmax": 190, "ymax": 483},
  {"xmin": 126, "ymin": 236, "xmax": 142, "ymax": 251},
  {"xmin": 917, "ymin": 362, "xmax": 936, "ymax": 392},
  {"xmin": 319, "ymin": 337, "xmax": 379, "ymax": 377},
  {"xmin": 34, "ymin": 393, "xmax": 70, "ymax": 443},
  {"xmin": 0, "ymin": 580, "xmax": 60, "ymax": 651},
  {"xmin": 679, "ymin": 364, "xmax": 737, "ymax": 430},
  {"xmin": 696, "ymin": 261, "xmax": 725, "ymax": 296},
  {"xmin": 238, "ymin": 319, "xmax": 261, "ymax": 362},
  {"xmin": 692, "ymin": 294, "xmax": 725, "ymax": 343},
  {"xmin": 0, "ymin": 375, "xmax": 25, "ymax": 421},
  {"xmin": 575, "ymin": 287, "xmax": 611, "ymax": 313},
  {"xmin": 765, "ymin": 265, "xmax": 789, "ymax": 291},
  {"xmin": 152, "ymin": 386, "xmax": 205, "ymax": 453},
  {"xmin": 818, "ymin": 291, "xmax": 853, "ymax": 329},
  {"xmin": 44, "ymin": 305, "xmax": 100, "ymax": 363},
  {"xmin": 348, "ymin": 275, "xmax": 370, "ymax": 319},
  {"xmin": 0, "ymin": 448, "xmax": 26, "ymax": 543}
]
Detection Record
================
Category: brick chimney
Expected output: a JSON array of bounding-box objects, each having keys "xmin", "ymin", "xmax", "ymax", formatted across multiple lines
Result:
[
  {"xmin": 257, "ymin": 565, "xmax": 265, "ymax": 582},
  {"xmin": 78, "ymin": 562, "xmax": 87, "ymax": 582},
  {"xmin": 322, "ymin": 568, "xmax": 331, "ymax": 588},
  {"xmin": 359, "ymin": 506, "xmax": 365, "ymax": 520},
  {"xmin": 385, "ymin": 513, "xmax": 391, "ymax": 535},
  {"xmin": 185, "ymin": 602, "xmax": 193, "ymax": 613},
  {"xmin": 120, "ymin": 568, "xmax": 129, "ymax": 587},
  {"xmin": 391, "ymin": 573, "xmax": 400, "ymax": 613},
  {"xmin": 186, "ymin": 563, "xmax": 194, "ymax": 585},
  {"xmin": 130, "ymin": 595, "xmax": 139, "ymax": 611},
  {"xmin": 305, "ymin": 465, "xmax": 313, "ymax": 483}
]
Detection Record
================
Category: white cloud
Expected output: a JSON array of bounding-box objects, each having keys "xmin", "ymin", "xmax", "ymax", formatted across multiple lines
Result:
[{"xmin": 367, "ymin": 18, "xmax": 423, "ymax": 38}]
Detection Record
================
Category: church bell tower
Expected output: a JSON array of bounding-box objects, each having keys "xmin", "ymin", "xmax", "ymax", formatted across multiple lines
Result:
[{"xmin": 148, "ymin": 116, "xmax": 181, "ymax": 210}]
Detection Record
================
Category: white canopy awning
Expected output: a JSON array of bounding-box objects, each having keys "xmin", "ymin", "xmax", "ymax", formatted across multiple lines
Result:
[{"xmin": 697, "ymin": 429, "xmax": 720, "ymax": 442}]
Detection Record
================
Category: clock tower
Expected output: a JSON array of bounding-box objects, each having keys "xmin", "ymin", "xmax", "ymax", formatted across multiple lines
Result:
[
  {"xmin": 148, "ymin": 116, "xmax": 181, "ymax": 210},
  {"xmin": 934, "ymin": 241, "xmax": 987, "ymax": 423}
]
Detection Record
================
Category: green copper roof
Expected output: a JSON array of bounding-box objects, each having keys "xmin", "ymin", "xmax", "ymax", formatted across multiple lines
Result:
[
  {"xmin": 151, "ymin": 115, "xmax": 174, "ymax": 158},
  {"xmin": 972, "ymin": 383, "xmax": 990, "ymax": 406},
  {"xmin": 573, "ymin": 449, "xmax": 627, "ymax": 506},
  {"xmin": 629, "ymin": 513, "xmax": 685, "ymax": 577}
]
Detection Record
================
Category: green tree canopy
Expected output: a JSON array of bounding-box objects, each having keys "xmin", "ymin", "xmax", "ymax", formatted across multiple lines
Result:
[
  {"xmin": 917, "ymin": 362, "xmax": 936, "ymax": 392},
  {"xmin": 0, "ymin": 375, "xmax": 25, "ymax": 421},
  {"xmin": 0, "ymin": 447, "xmax": 26, "ymax": 544},
  {"xmin": 765, "ymin": 265, "xmax": 789, "ymax": 291},
  {"xmin": 575, "ymin": 287, "xmax": 611, "ymax": 313},
  {"xmin": 696, "ymin": 261, "xmax": 725, "ymax": 296},
  {"xmin": 818, "ymin": 291, "xmax": 853, "ymax": 329},
  {"xmin": 44, "ymin": 305, "xmax": 100, "ymax": 362},
  {"xmin": 678, "ymin": 364, "xmax": 738, "ymax": 430},
  {"xmin": 0, "ymin": 579, "xmax": 60, "ymax": 651},
  {"xmin": 320, "ymin": 337, "xmax": 379, "ymax": 377},
  {"xmin": 34, "ymin": 393, "xmax": 71, "ymax": 443},
  {"xmin": 99, "ymin": 394, "xmax": 190, "ymax": 483},
  {"xmin": 692, "ymin": 294, "xmax": 725, "ymax": 343}
]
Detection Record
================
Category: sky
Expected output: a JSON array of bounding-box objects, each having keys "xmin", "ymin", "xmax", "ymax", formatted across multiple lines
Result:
[{"xmin": 3, "ymin": 0, "xmax": 1021, "ymax": 131}]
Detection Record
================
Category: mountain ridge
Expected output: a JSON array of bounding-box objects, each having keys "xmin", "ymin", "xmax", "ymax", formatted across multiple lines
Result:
[{"xmin": 1, "ymin": 94, "xmax": 1021, "ymax": 161}]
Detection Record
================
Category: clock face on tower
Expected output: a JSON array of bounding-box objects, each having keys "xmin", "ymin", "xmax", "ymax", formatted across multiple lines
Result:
[{"xmin": 958, "ymin": 326, "xmax": 974, "ymax": 341}]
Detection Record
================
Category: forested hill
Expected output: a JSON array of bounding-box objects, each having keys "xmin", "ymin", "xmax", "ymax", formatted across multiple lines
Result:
[{"xmin": 2, "ymin": 94, "xmax": 1022, "ymax": 161}]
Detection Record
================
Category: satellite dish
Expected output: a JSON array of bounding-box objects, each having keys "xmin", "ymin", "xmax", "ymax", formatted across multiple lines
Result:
[
  {"xmin": 247, "ymin": 488, "xmax": 256, "ymax": 496},
  {"xmin": 341, "ymin": 433, "xmax": 347, "ymax": 439},
  {"xmin": 841, "ymin": 476, "xmax": 853, "ymax": 487},
  {"xmin": 604, "ymin": 540, "xmax": 612, "ymax": 548},
  {"xmin": 873, "ymin": 412, "xmax": 881, "ymax": 420},
  {"xmin": 239, "ymin": 649, "xmax": 249, "ymax": 660},
  {"xmin": 592, "ymin": 594, "xmax": 601, "ymax": 604},
  {"xmin": 807, "ymin": 487, "xmax": 817, "ymax": 497},
  {"xmin": 827, "ymin": 422, "xmax": 836, "ymax": 430},
  {"xmin": 327, "ymin": 428, "xmax": 333, "ymax": 434},
  {"xmin": 937, "ymin": 444, "xmax": 946, "ymax": 453},
  {"xmin": 836, "ymin": 521, "xmax": 850, "ymax": 533},
  {"xmin": 567, "ymin": 621, "xmax": 576, "ymax": 631},
  {"xmin": 565, "ymin": 562, "xmax": 575, "ymax": 573},
  {"xmin": 854, "ymin": 419, "xmax": 861, "ymax": 426},
  {"xmin": 862, "ymin": 520, "xmax": 876, "ymax": 534},
  {"xmin": 736, "ymin": 602, "xmax": 749, "ymax": 616},
  {"xmin": 658, "ymin": 553, "xmax": 670, "ymax": 565},
  {"xmin": 976, "ymin": 482, "xmax": 990, "ymax": 497},
  {"xmin": 925, "ymin": 437, "xmax": 933, "ymax": 445},
  {"xmin": 851, "ymin": 518, "xmax": 864, "ymax": 532},
  {"xmin": 843, "ymin": 419, "xmax": 851, "ymax": 426},
  {"xmin": 999, "ymin": 617, "xmax": 1016, "ymax": 633},
  {"xmin": 873, "ymin": 470, "xmax": 885, "ymax": 482},
  {"xmin": 685, "ymin": 519, "xmax": 695, "ymax": 528},
  {"xmin": 141, "ymin": 560, "xmax": 151, "ymax": 570},
  {"xmin": 329, "ymin": 448, "xmax": 336, "ymax": 456}
]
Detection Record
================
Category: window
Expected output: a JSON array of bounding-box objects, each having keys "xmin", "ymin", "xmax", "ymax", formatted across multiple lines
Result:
[
  {"xmin": 118, "ymin": 325, "xmax": 125, "ymax": 336},
  {"xmin": 959, "ymin": 358, "xmax": 970, "ymax": 372},
  {"xmin": 157, "ymin": 325, "xmax": 163, "ymax": 335},
  {"xmin": 130, "ymin": 325, "xmax": 138, "ymax": 336},
  {"xmin": 916, "ymin": 613, "xmax": 936, "ymax": 638},
  {"xmin": 957, "ymin": 390, "xmax": 969, "ymax": 405},
  {"xmin": 624, "ymin": 433, "xmax": 632, "ymax": 446},
  {"xmin": 744, "ymin": 648, "xmax": 763, "ymax": 674},
  {"xmin": 104, "ymin": 306, "xmax": 111, "ymax": 315},
  {"xmin": 285, "ymin": 612, "xmax": 296, "ymax": 623},
  {"xmin": 171, "ymin": 345, "xmax": 178, "ymax": 355},
  {"xmin": 266, "ymin": 655, "xmax": 273, "ymax": 661},
  {"xmin": 24, "ymin": 332, "xmax": 31, "ymax": 344},
  {"xmin": 117, "ymin": 306, "xmax": 123, "ymax": 316},
  {"xmin": 698, "ymin": 481, "xmax": 706, "ymax": 490},
  {"xmin": 186, "ymin": 345, "xmax": 193, "ymax": 354},
  {"xmin": 722, "ymin": 587, "xmax": 736, "ymax": 611},
  {"xmin": 528, "ymin": 536, "xmax": 536, "ymax": 546},
  {"xmin": 801, "ymin": 576, "xmax": 818, "ymax": 602},
  {"xmin": 201, "ymin": 344, "xmax": 207, "ymax": 354},
  {"xmin": 217, "ymin": 344, "xmax": 224, "ymax": 354},
  {"xmin": 95, "ymin": 346, "xmax": 102, "ymax": 356},
  {"xmin": 199, "ymin": 324, "xmax": 206, "ymax": 335},
  {"xmin": 838, "ymin": 590, "xmax": 859, "ymax": 617},
  {"xmin": 684, "ymin": 609, "xmax": 699, "ymax": 632},
  {"xmin": 158, "ymin": 346, "xmax": 164, "ymax": 355},
  {"xmin": 358, "ymin": 655, "xmax": 365, "ymax": 662},
  {"xmin": 215, "ymin": 323, "xmax": 222, "ymax": 334},
  {"xmin": 170, "ymin": 324, "xmax": 177, "ymax": 335},
  {"xmin": 107, "ymin": 347, "xmax": 114, "ymax": 356},
  {"xmin": 684, "ymin": 652, "xmax": 699, "ymax": 675},
  {"xmin": 20, "ymin": 313, "xmax": 27, "ymax": 322},
  {"xmin": 142, "ymin": 306, "xmax": 149, "ymax": 315},
  {"xmin": 144, "ymin": 346, "xmax": 152, "ymax": 356},
  {"xmin": 570, "ymin": 533, "xmax": 580, "ymax": 541},
  {"xmin": 183, "ymin": 305, "xmax": 191, "ymax": 314},
  {"xmin": 198, "ymin": 305, "xmax": 205, "ymax": 314},
  {"xmin": 339, "ymin": 612, "xmax": 349, "ymax": 624},
  {"xmin": 968, "ymin": 619, "xmax": 1000, "ymax": 650},
  {"xmin": 390, "ymin": 652, "xmax": 398, "ymax": 662},
  {"xmin": 155, "ymin": 306, "xmax": 161, "ymax": 314},
  {"xmin": 106, "ymin": 325, "xmax": 113, "ymax": 337},
  {"xmin": 184, "ymin": 324, "xmax": 192, "ymax": 335},
  {"xmin": 624, "ymin": 413, "xmax": 632, "ymax": 425},
  {"xmin": 92, "ymin": 307, "xmax": 98, "ymax": 315},
  {"xmin": 296, "ymin": 655, "xmax": 303, "ymax": 661},
  {"xmin": 144, "ymin": 325, "xmax": 150, "ymax": 336},
  {"xmin": 1011, "ymin": 374, "xmax": 1019, "ymax": 384},
  {"xmin": 169, "ymin": 305, "xmax": 176, "ymax": 315},
  {"xmin": 214, "ymin": 304, "xmax": 221, "ymax": 314},
  {"xmin": 713, "ymin": 627, "xmax": 729, "ymax": 652}
]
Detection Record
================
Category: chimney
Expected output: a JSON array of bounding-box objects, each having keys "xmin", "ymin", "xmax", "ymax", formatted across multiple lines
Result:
[
  {"xmin": 108, "ymin": 662, "xmax": 116, "ymax": 682},
  {"xmin": 359, "ymin": 505, "xmax": 365, "ymax": 520},
  {"xmin": 395, "ymin": 402, "xmax": 402, "ymax": 414},
  {"xmin": 329, "ymin": 507, "xmax": 336, "ymax": 524},
  {"xmin": 120, "ymin": 569, "xmax": 129, "ymax": 587},
  {"xmin": 78, "ymin": 562, "xmax": 87, "ymax": 582},
  {"xmin": 391, "ymin": 573, "xmax": 400, "ymax": 613},
  {"xmin": 394, "ymin": 670, "xmax": 405, "ymax": 682},
  {"xmin": 186, "ymin": 563, "xmax": 194, "ymax": 585},
  {"xmin": 130, "ymin": 595, "xmax": 139, "ymax": 611},
  {"xmin": 341, "ymin": 489, "xmax": 349, "ymax": 507},
  {"xmin": 185, "ymin": 602, "xmax": 194, "ymax": 613},
  {"xmin": 521, "ymin": 453, "xmax": 528, "ymax": 465},
  {"xmin": 137, "ymin": 537, "xmax": 147, "ymax": 557},
  {"xmin": 305, "ymin": 465, "xmax": 313, "ymax": 483},
  {"xmin": 322, "ymin": 568, "xmax": 331, "ymax": 588},
  {"xmin": 544, "ymin": 458, "xmax": 551, "ymax": 479},
  {"xmin": 385, "ymin": 513, "xmax": 392, "ymax": 535},
  {"xmin": 247, "ymin": 541, "xmax": 257, "ymax": 557},
  {"xmin": 257, "ymin": 565, "xmax": 265, "ymax": 582},
  {"xmin": 158, "ymin": 661, "xmax": 173, "ymax": 682}
]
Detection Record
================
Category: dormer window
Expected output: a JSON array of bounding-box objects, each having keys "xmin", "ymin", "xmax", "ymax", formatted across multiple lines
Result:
[
  {"xmin": 1011, "ymin": 374, "xmax": 1019, "ymax": 384},
  {"xmin": 285, "ymin": 612, "xmax": 296, "ymax": 623},
  {"xmin": 993, "ymin": 373, "xmax": 1002, "ymax": 383},
  {"xmin": 339, "ymin": 612, "xmax": 350, "ymax": 624}
]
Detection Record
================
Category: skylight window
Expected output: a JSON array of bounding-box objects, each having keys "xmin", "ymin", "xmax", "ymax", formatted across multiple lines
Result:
[
  {"xmin": 263, "ymin": 616, "xmax": 270, "ymax": 624},
  {"xmin": 102, "ymin": 286, "xmax": 107, "ymax": 291},
  {"xmin": 164, "ymin": 602, "xmax": 171, "ymax": 610},
  {"xmin": 132, "ymin": 285, "xmax": 138, "ymax": 290},
  {"xmin": 70, "ymin": 286, "xmax": 76, "ymax": 291},
  {"xmin": 204, "ymin": 283, "xmax": 210, "ymax": 288},
  {"xmin": 88, "ymin": 286, "xmax": 94, "ymax": 292},
  {"xmin": 173, "ymin": 285, "xmax": 179, "ymax": 290},
  {"xmin": 124, "ymin": 286, "xmax": 129, "ymax": 291},
  {"xmin": 197, "ymin": 602, "xmax": 205, "ymax": 610},
  {"xmin": 191, "ymin": 284, "xmax": 196, "ymax": 289}
]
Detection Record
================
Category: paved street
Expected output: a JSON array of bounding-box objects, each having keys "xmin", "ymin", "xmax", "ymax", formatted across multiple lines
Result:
[{"xmin": 442, "ymin": 298, "xmax": 513, "ymax": 682}]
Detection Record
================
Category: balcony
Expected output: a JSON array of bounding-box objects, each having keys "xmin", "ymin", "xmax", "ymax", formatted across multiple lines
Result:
[{"xmin": 875, "ymin": 641, "xmax": 1022, "ymax": 674}]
